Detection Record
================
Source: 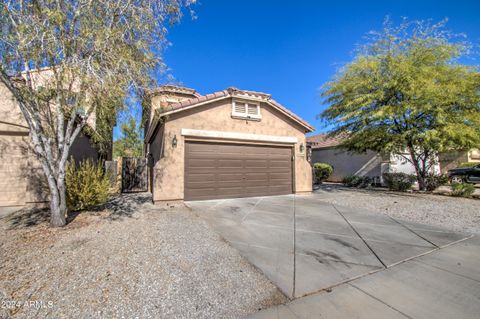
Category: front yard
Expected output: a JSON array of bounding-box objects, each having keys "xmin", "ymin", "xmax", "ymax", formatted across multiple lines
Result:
[
  {"xmin": 0, "ymin": 194, "xmax": 285, "ymax": 318},
  {"xmin": 1, "ymin": 187, "xmax": 478, "ymax": 318},
  {"xmin": 316, "ymin": 183, "xmax": 480, "ymax": 234}
]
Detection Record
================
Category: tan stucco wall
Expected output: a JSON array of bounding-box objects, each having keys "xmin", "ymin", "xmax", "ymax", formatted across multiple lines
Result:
[
  {"xmin": 0, "ymin": 81, "xmax": 28, "ymax": 131},
  {"xmin": 151, "ymin": 98, "xmax": 312, "ymax": 202},
  {"xmin": 0, "ymin": 82, "xmax": 100, "ymax": 207},
  {"xmin": 468, "ymin": 149, "xmax": 480, "ymax": 162}
]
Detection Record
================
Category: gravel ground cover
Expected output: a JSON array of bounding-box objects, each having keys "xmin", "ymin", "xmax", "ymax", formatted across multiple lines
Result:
[
  {"xmin": 0, "ymin": 194, "xmax": 285, "ymax": 318},
  {"xmin": 315, "ymin": 184, "xmax": 480, "ymax": 234}
]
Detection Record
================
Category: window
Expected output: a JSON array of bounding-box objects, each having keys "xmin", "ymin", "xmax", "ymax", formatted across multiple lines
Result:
[{"xmin": 232, "ymin": 100, "xmax": 261, "ymax": 120}]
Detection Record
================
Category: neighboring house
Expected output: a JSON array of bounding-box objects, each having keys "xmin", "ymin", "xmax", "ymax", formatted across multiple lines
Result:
[
  {"xmin": 144, "ymin": 85, "xmax": 314, "ymax": 202},
  {"xmin": 0, "ymin": 73, "xmax": 109, "ymax": 207},
  {"xmin": 307, "ymin": 134, "xmax": 440, "ymax": 183},
  {"xmin": 438, "ymin": 149, "xmax": 480, "ymax": 173}
]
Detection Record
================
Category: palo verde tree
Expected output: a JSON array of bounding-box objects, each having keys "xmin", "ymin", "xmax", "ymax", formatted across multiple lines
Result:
[
  {"xmin": 320, "ymin": 18, "xmax": 480, "ymax": 190},
  {"xmin": 0, "ymin": 0, "xmax": 194, "ymax": 226}
]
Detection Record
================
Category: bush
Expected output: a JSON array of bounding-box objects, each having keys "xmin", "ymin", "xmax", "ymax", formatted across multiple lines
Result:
[
  {"xmin": 66, "ymin": 159, "xmax": 111, "ymax": 211},
  {"xmin": 313, "ymin": 162, "xmax": 333, "ymax": 184},
  {"xmin": 458, "ymin": 162, "xmax": 478, "ymax": 168},
  {"xmin": 451, "ymin": 182, "xmax": 475, "ymax": 198},
  {"xmin": 382, "ymin": 172, "xmax": 416, "ymax": 191},
  {"xmin": 424, "ymin": 174, "xmax": 449, "ymax": 191},
  {"xmin": 342, "ymin": 175, "xmax": 372, "ymax": 188}
]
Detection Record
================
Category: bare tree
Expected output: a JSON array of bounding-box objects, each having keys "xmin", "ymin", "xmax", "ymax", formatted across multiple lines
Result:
[{"xmin": 0, "ymin": 0, "xmax": 194, "ymax": 226}]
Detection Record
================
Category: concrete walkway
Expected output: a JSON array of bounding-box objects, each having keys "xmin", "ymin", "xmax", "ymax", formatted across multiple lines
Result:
[{"xmin": 187, "ymin": 194, "xmax": 479, "ymax": 318}]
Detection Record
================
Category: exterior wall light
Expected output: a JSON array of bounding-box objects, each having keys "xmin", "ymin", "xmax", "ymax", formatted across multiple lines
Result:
[
  {"xmin": 172, "ymin": 135, "xmax": 177, "ymax": 148},
  {"xmin": 299, "ymin": 143, "xmax": 304, "ymax": 153}
]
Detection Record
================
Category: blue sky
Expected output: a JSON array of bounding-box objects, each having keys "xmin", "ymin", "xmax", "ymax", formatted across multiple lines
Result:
[{"xmin": 114, "ymin": 0, "xmax": 480, "ymax": 139}]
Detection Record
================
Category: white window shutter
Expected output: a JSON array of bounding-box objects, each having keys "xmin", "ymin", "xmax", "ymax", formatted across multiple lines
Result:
[
  {"xmin": 247, "ymin": 104, "xmax": 259, "ymax": 115},
  {"xmin": 234, "ymin": 102, "xmax": 246, "ymax": 114}
]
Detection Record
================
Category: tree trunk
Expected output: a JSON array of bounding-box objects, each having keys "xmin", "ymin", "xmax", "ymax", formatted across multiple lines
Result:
[
  {"xmin": 57, "ymin": 173, "xmax": 68, "ymax": 223},
  {"xmin": 49, "ymin": 187, "xmax": 66, "ymax": 227},
  {"xmin": 407, "ymin": 146, "xmax": 426, "ymax": 191}
]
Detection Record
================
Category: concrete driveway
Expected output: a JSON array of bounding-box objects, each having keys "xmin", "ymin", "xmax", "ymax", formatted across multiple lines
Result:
[{"xmin": 187, "ymin": 194, "xmax": 480, "ymax": 318}]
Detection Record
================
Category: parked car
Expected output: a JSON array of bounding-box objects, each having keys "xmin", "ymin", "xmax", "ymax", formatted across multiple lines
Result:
[{"xmin": 447, "ymin": 164, "xmax": 480, "ymax": 184}]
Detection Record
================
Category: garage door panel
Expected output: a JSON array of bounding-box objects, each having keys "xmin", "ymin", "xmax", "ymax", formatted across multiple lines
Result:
[
  {"xmin": 188, "ymin": 159, "xmax": 216, "ymax": 168},
  {"xmin": 216, "ymin": 187, "xmax": 244, "ymax": 196},
  {"xmin": 269, "ymin": 186, "xmax": 291, "ymax": 195},
  {"xmin": 217, "ymin": 173, "xmax": 243, "ymax": 182},
  {"xmin": 244, "ymin": 187, "xmax": 271, "ymax": 196},
  {"xmin": 185, "ymin": 181, "xmax": 217, "ymax": 189},
  {"xmin": 270, "ymin": 160, "xmax": 291, "ymax": 168},
  {"xmin": 244, "ymin": 175, "xmax": 269, "ymax": 184},
  {"xmin": 185, "ymin": 187, "xmax": 216, "ymax": 198},
  {"xmin": 243, "ymin": 179, "xmax": 269, "ymax": 187},
  {"xmin": 186, "ymin": 173, "xmax": 216, "ymax": 182},
  {"xmin": 268, "ymin": 147, "xmax": 291, "ymax": 154},
  {"xmin": 244, "ymin": 159, "xmax": 268, "ymax": 169},
  {"xmin": 269, "ymin": 172, "xmax": 291, "ymax": 179},
  {"xmin": 218, "ymin": 159, "xmax": 243, "ymax": 168},
  {"xmin": 185, "ymin": 141, "xmax": 292, "ymax": 201},
  {"xmin": 218, "ymin": 144, "xmax": 247, "ymax": 154},
  {"xmin": 188, "ymin": 142, "xmax": 218, "ymax": 152}
]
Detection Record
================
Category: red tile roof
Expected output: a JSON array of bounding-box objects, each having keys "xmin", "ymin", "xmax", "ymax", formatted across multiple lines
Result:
[{"xmin": 307, "ymin": 133, "xmax": 345, "ymax": 149}]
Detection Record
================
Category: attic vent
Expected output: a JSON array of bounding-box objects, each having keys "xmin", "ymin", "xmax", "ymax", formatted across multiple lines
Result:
[
  {"xmin": 234, "ymin": 103, "xmax": 246, "ymax": 114},
  {"xmin": 232, "ymin": 100, "xmax": 262, "ymax": 120},
  {"xmin": 247, "ymin": 104, "xmax": 259, "ymax": 115}
]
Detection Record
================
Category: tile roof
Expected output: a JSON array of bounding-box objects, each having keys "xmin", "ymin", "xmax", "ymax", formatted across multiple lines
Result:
[
  {"xmin": 306, "ymin": 133, "xmax": 345, "ymax": 149},
  {"xmin": 148, "ymin": 85, "xmax": 200, "ymax": 98},
  {"xmin": 155, "ymin": 87, "xmax": 314, "ymax": 132}
]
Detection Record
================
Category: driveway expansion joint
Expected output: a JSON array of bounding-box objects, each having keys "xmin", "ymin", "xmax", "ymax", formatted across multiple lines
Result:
[
  {"xmin": 348, "ymin": 283, "xmax": 414, "ymax": 319},
  {"xmin": 386, "ymin": 215, "xmax": 439, "ymax": 248},
  {"xmin": 332, "ymin": 204, "xmax": 388, "ymax": 268}
]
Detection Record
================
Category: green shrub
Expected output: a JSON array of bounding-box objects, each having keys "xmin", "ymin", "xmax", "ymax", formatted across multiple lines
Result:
[
  {"xmin": 458, "ymin": 162, "xmax": 479, "ymax": 168},
  {"xmin": 66, "ymin": 159, "xmax": 111, "ymax": 211},
  {"xmin": 313, "ymin": 162, "xmax": 333, "ymax": 184},
  {"xmin": 382, "ymin": 172, "xmax": 416, "ymax": 191},
  {"xmin": 342, "ymin": 175, "xmax": 372, "ymax": 188},
  {"xmin": 424, "ymin": 174, "xmax": 449, "ymax": 191},
  {"xmin": 450, "ymin": 182, "xmax": 475, "ymax": 198},
  {"xmin": 341, "ymin": 175, "xmax": 355, "ymax": 186}
]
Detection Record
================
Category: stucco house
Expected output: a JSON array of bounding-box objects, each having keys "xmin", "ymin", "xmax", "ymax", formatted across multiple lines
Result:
[
  {"xmin": 307, "ymin": 133, "xmax": 440, "ymax": 183},
  {"xmin": 0, "ymin": 73, "xmax": 110, "ymax": 207},
  {"xmin": 144, "ymin": 85, "xmax": 314, "ymax": 202},
  {"xmin": 438, "ymin": 149, "xmax": 480, "ymax": 173}
]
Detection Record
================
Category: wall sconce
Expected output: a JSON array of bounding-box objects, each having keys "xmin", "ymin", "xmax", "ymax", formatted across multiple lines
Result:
[
  {"xmin": 172, "ymin": 135, "xmax": 177, "ymax": 148},
  {"xmin": 299, "ymin": 143, "xmax": 304, "ymax": 153}
]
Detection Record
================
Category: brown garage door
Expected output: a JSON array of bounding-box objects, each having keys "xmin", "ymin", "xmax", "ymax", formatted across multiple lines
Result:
[{"xmin": 185, "ymin": 141, "xmax": 293, "ymax": 200}]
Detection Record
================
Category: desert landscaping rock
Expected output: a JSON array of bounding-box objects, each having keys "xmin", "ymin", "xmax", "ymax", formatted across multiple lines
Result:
[
  {"xmin": 316, "ymin": 184, "xmax": 480, "ymax": 234},
  {"xmin": 0, "ymin": 194, "xmax": 285, "ymax": 318}
]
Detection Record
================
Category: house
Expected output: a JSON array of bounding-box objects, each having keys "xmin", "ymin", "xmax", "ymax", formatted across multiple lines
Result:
[
  {"xmin": 144, "ymin": 85, "xmax": 314, "ymax": 202},
  {"xmin": 438, "ymin": 149, "xmax": 480, "ymax": 173},
  {"xmin": 0, "ymin": 72, "xmax": 110, "ymax": 207},
  {"xmin": 307, "ymin": 134, "xmax": 440, "ymax": 182}
]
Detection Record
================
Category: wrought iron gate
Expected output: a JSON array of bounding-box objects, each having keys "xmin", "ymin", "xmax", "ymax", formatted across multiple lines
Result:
[{"xmin": 122, "ymin": 157, "xmax": 148, "ymax": 192}]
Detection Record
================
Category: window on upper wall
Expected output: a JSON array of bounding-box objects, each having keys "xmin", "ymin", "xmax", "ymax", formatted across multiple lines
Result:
[{"xmin": 232, "ymin": 99, "xmax": 261, "ymax": 120}]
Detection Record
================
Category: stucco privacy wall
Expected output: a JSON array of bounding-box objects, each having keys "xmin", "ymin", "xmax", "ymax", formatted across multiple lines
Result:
[
  {"xmin": 311, "ymin": 148, "xmax": 383, "ymax": 182},
  {"xmin": 151, "ymin": 98, "xmax": 312, "ymax": 202}
]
